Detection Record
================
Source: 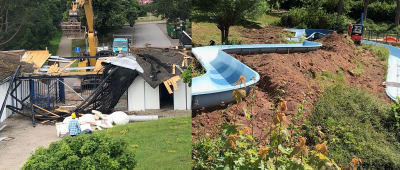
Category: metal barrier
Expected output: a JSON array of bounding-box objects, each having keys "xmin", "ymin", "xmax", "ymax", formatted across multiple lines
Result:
[
  {"xmin": 30, "ymin": 79, "xmax": 61, "ymax": 110},
  {"xmin": 366, "ymin": 30, "xmax": 400, "ymax": 43}
]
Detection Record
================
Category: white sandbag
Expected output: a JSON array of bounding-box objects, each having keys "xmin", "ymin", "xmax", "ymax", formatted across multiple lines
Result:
[
  {"xmin": 106, "ymin": 114, "xmax": 113, "ymax": 125},
  {"xmin": 111, "ymin": 111, "xmax": 129, "ymax": 125},
  {"xmin": 79, "ymin": 114, "xmax": 95, "ymax": 123},
  {"xmin": 63, "ymin": 117, "xmax": 72, "ymax": 125}
]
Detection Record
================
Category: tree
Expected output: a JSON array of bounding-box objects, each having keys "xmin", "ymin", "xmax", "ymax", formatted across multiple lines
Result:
[
  {"xmin": 0, "ymin": 0, "xmax": 62, "ymax": 50},
  {"xmin": 82, "ymin": 0, "xmax": 141, "ymax": 34},
  {"xmin": 193, "ymin": 0, "xmax": 266, "ymax": 44},
  {"xmin": 337, "ymin": 0, "xmax": 344, "ymax": 15},
  {"xmin": 151, "ymin": 0, "xmax": 191, "ymax": 22},
  {"xmin": 396, "ymin": 0, "xmax": 400, "ymax": 26},
  {"xmin": 363, "ymin": 0, "xmax": 369, "ymax": 20}
]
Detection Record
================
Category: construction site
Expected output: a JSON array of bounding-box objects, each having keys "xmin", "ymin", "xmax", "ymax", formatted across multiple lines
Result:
[{"xmin": 0, "ymin": 0, "xmax": 192, "ymax": 169}]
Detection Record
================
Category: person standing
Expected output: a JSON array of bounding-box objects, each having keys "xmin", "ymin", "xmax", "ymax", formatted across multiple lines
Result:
[{"xmin": 68, "ymin": 112, "xmax": 81, "ymax": 136}]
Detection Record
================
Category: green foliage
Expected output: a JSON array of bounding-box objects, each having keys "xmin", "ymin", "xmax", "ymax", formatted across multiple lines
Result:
[
  {"xmin": 0, "ymin": 0, "xmax": 66, "ymax": 51},
  {"xmin": 360, "ymin": 43, "xmax": 390, "ymax": 61},
  {"xmin": 23, "ymin": 134, "xmax": 136, "ymax": 170},
  {"xmin": 280, "ymin": 7, "xmax": 352, "ymax": 33},
  {"xmin": 390, "ymin": 97, "xmax": 400, "ymax": 131},
  {"xmin": 181, "ymin": 64, "xmax": 193, "ymax": 87},
  {"xmin": 193, "ymin": 100, "xmax": 340, "ymax": 170},
  {"xmin": 80, "ymin": 0, "xmax": 142, "ymax": 34},
  {"xmin": 48, "ymin": 30, "xmax": 63, "ymax": 55},
  {"xmin": 151, "ymin": 0, "xmax": 191, "ymax": 22},
  {"xmin": 305, "ymin": 84, "xmax": 400, "ymax": 169}
]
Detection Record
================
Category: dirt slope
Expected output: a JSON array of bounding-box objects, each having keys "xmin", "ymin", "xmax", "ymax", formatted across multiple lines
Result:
[{"xmin": 192, "ymin": 30, "xmax": 389, "ymax": 141}]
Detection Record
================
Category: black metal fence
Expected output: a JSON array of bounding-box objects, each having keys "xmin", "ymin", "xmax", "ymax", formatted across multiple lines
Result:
[{"xmin": 366, "ymin": 30, "xmax": 400, "ymax": 43}]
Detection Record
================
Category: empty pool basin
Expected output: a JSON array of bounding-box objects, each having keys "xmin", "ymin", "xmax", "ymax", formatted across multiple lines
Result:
[
  {"xmin": 192, "ymin": 41, "xmax": 323, "ymax": 110},
  {"xmin": 284, "ymin": 29, "xmax": 335, "ymax": 41}
]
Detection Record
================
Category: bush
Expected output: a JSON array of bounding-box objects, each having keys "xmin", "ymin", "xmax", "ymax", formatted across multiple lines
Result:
[
  {"xmin": 280, "ymin": 7, "xmax": 351, "ymax": 33},
  {"xmin": 23, "ymin": 134, "xmax": 136, "ymax": 170},
  {"xmin": 305, "ymin": 84, "xmax": 400, "ymax": 169}
]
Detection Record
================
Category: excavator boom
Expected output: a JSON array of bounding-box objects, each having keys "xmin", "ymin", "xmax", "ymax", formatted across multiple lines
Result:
[{"xmin": 62, "ymin": 0, "xmax": 97, "ymax": 66}]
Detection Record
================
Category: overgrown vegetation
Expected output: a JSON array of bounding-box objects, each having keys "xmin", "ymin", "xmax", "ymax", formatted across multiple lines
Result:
[
  {"xmin": 23, "ymin": 134, "xmax": 136, "ymax": 170},
  {"xmin": 280, "ymin": 7, "xmax": 352, "ymax": 33},
  {"xmin": 181, "ymin": 59, "xmax": 206, "ymax": 87},
  {"xmin": 192, "ymin": 77, "xmax": 361, "ymax": 170},
  {"xmin": 305, "ymin": 84, "xmax": 400, "ymax": 169}
]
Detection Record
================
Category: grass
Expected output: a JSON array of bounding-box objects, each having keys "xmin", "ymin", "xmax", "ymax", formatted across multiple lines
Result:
[
  {"xmin": 97, "ymin": 116, "xmax": 191, "ymax": 170},
  {"xmin": 70, "ymin": 39, "xmax": 86, "ymax": 68},
  {"xmin": 48, "ymin": 30, "xmax": 62, "ymax": 55},
  {"xmin": 252, "ymin": 13, "xmax": 283, "ymax": 26},
  {"xmin": 316, "ymin": 68, "xmax": 346, "ymax": 88},
  {"xmin": 192, "ymin": 22, "xmax": 243, "ymax": 46},
  {"xmin": 136, "ymin": 13, "xmax": 166, "ymax": 23},
  {"xmin": 360, "ymin": 43, "xmax": 390, "ymax": 61},
  {"xmin": 305, "ymin": 84, "xmax": 400, "ymax": 169}
]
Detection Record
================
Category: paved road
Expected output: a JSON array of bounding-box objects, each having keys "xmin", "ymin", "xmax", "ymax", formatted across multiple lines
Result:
[
  {"xmin": 56, "ymin": 36, "xmax": 78, "ymax": 89},
  {"xmin": 134, "ymin": 22, "xmax": 175, "ymax": 47},
  {"xmin": 156, "ymin": 23, "xmax": 180, "ymax": 46}
]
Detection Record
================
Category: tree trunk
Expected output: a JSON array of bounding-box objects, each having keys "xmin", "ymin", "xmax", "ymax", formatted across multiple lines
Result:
[
  {"xmin": 337, "ymin": 0, "xmax": 343, "ymax": 15},
  {"xmin": 224, "ymin": 27, "xmax": 229, "ymax": 44},
  {"xmin": 363, "ymin": 0, "xmax": 369, "ymax": 20},
  {"xmin": 220, "ymin": 29, "xmax": 225, "ymax": 44},
  {"xmin": 5, "ymin": 8, "xmax": 8, "ymax": 32},
  {"xmin": 396, "ymin": 0, "xmax": 400, "ymax": 26}
]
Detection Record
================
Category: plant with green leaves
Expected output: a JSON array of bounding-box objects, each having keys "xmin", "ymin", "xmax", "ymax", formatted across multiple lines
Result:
[{"xmin": 23, "ymin": 134, "xmax": 136, "ymax": 170}]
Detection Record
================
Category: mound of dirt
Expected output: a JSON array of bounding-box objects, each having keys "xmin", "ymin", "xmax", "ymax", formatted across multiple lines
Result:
[
  {"xmin": 192, "ymin": 30, "xmax": 389, "ymax": 141},
  {"xmin": 0, "ymin": 53, "xmax": 34, "ymax": 82},
  {"xmin": 235, "ymin": 25, "xmax": 292, "ymax": 44}
]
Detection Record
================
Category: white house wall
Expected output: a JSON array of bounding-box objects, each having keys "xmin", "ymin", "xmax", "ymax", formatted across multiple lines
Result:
[
  {"xmin": 174, "ymin": 79, "xmax": 191, "ymax": 110},
  {"xmin": 0, "ymin": 83, "xmax": 12, "ymax": 123},
  {"xmin": 144, "ymin": 82, "xmax": 159, "ymax": 109},
  {"xmin": 186, "ymin": 82, "xmax": 192, "ymax": 110},
  {"xmin": 128, "ymin": 76, "xmax": 145, "ymax": 111}
]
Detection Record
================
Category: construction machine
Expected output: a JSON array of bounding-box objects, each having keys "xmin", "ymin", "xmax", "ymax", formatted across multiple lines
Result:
[
  {"xmin": 61, "ymin": 0, "xmax": 98, "ymax": 67},
  {"xmin": 348, "ymin": 23, "xmax": 364, "ymax": 45}
]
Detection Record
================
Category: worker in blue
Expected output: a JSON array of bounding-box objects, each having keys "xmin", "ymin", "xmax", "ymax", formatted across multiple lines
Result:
[{"xmin": 68, "ymin": 112, "xmax": 81, "ymax": 136}]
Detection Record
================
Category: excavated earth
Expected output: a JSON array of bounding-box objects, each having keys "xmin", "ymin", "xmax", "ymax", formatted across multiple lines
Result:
[{"xmin": 192, "ymin": 27, "xmax": 390, "ymax": 142}]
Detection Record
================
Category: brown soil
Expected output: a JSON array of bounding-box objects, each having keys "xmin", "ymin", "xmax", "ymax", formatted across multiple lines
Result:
[
  {"xmin": 192, "ymin": 29, "xmax": 390, "ymax": 141},
  {"xmin": 0, "ymin": 53, "xmax": 34, "ymax": 81},
  {"xmin": 235, "ymin": 25, "xmax": 292, "ymax": 44}
]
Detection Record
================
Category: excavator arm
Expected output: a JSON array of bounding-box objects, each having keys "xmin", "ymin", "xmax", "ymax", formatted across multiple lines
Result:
[{"xmin": 62, "ymin": 0, "xmax": 97, "ymax": 66}]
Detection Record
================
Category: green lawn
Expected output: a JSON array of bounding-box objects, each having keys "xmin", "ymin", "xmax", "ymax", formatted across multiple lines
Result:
[
  {"xmin": 253, "ymin": 13, "xmax": 283, "ymax": 26},
  {"xmin": 48, "ymin": 30, "xmax": 62, "ymax": 55},
  {"xmin": 97, "ymin": 116, "xmax": 191, "ymax": 170},
  {"xmin": 192, "ymin": 22, "xmax": 243, "ymax": 46},
  {"xmin": 137, "ymin": 13, "xmax": 166, "ymax": 23}
]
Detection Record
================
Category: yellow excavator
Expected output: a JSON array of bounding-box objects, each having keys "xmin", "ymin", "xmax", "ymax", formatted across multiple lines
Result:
[{"xmin": 61, "ymin": 0, "xmax": 98, "ymax": 67}]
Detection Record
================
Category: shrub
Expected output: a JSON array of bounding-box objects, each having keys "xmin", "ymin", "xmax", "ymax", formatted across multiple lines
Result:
[
  {"xmin": 305, "ymin": 84, "xmax": 400, "ymax": 169},
  {"xmin": 280, "ymin": 7, "xmax": 351, "ymax": 33},
  {"xmin": 23, "ymin": 134, "xmax": 136, "ymax": 170}
]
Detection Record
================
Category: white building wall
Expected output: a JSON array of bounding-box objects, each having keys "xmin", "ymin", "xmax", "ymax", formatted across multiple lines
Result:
[
  {"xmin": 174, "ymin": 80, "xmax": 191, "ymax": 110},
  {"xmin": 128, "ymin": 77, "xmax": 192, "ymax": 111},
  {"xmin": 0, "ymin": 83, "xmax": 12, "ymax": 123},
  {"xmin": 144, "ymin": 83, "xmax": 159, "ymax": 109},
  {"xmin": 128, "ymin": 76, "xmax": 145, "ymax": 111}
]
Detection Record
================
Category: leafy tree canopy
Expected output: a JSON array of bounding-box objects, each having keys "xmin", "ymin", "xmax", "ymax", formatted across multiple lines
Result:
[{"xmin": 151, "ymin": 0, "xmax": 191, "ymax": 22}]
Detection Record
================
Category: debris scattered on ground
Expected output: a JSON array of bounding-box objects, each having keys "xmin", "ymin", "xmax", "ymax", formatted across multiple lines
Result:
[{"xmin": 0, "ymin": 53, "xmax": 34, "ymax": 82}]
